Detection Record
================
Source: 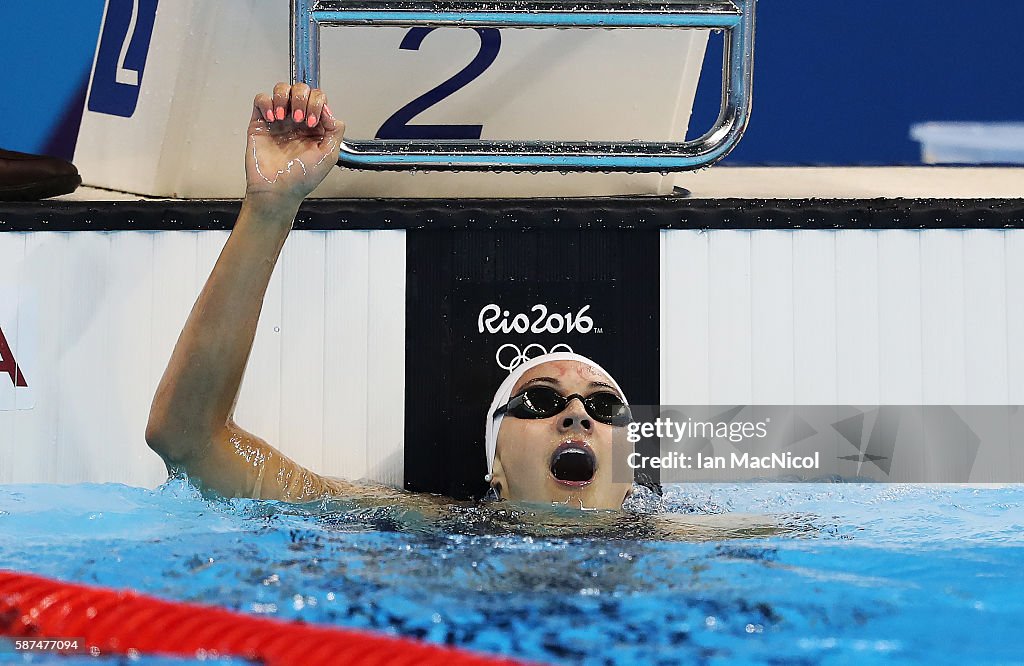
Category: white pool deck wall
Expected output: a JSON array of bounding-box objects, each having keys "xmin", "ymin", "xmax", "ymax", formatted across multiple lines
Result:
[
  {"xmin": 0, "ymin": 229, "xmax": 406, "ymax": 489},
  {"xmin": 1, "ymin": 168, "xmax": 1023, "ymax": 487},
  {"xmin": 661, "ymin": 228, "xmax": 1024, "ymax": 405}
]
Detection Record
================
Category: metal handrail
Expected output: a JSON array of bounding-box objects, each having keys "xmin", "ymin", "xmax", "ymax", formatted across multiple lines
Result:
[{"xmin": 291, "ymin": 0, "xmax": 756, "ymax": 172}]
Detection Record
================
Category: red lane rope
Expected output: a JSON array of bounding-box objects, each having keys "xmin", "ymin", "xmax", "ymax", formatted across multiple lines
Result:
[{"xmin": 0, "ymin": 570, "xmax": 531, "ymax": 665}]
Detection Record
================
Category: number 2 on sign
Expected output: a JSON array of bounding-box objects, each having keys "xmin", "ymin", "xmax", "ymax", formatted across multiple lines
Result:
[{"xmin": 376, "ymin": 27, "xmax": 501, "ymax": 140}]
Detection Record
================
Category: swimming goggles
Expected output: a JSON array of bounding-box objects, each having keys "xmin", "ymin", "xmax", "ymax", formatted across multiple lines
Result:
[{"xmin": 493, "ymin": 386, "xmax": 631, "ymax": 426}]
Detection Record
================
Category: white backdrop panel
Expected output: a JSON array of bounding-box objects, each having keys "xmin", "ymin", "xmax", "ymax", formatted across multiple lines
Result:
[
  {"xmin": 834, "ymin": 230, "xmax": 880, "ymax": 404},
  {"xmin": 749, "ymin": 230, "xmax": 794, "ymax": 404},
  {"xmin": 662, "ymin": 229, "xmax": 1024, "ymax": 407},
  {"xmin": 0, "ymin": 230, "xmax": 405, "ymax": 488}
]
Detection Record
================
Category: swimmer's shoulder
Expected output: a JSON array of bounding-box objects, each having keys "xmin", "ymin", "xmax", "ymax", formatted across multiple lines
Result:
[
  {"xmin": 317, "ymin": 475, "xmax": 452, "ymax": 516},
  {"xmin": 652, "ymin": 512, "xmax": 795, "ymax": 540}
]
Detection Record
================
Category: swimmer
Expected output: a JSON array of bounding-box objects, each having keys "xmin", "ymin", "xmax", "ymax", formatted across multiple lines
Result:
[{"xmin": 145, "ymin": 83, "xmax": 788, "ymax": 539}]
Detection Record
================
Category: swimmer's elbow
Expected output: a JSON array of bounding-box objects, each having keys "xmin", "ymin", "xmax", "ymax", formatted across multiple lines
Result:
[
  {"xmin": 145, "ymin": 408, "xmax": 203, "ymax": 466},
  {"xmin": 144, "ymin": 414, "xmax": 179, "ymax": 463}
]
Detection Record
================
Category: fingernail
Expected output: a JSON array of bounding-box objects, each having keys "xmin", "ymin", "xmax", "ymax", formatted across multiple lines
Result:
[
  {"xmin": 307, "ymin": 115, "xmax": 318, "ymax": 128},
  {"xmin": 293, "ymin": 109, "xmax": 304, "ymax": 123},
  {"xmin": 324, "ymin": 104, "xmax": 333, "ymax": 117},
  {"xmin": 275, "ymin": 106, "xmax": 285, "ymax": 121},
  {"xmin": 263, "ymin": 109, "xmax": 274, "ymax": 122}
]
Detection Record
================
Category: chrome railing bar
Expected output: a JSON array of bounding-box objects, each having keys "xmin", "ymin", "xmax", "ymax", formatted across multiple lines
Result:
[{"xmin": 291, "ymin": 0, "xmax": 756, "ymax": 172}]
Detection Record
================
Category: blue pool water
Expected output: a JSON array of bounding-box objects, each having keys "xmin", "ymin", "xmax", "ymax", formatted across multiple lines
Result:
[{"xmin": 1, "ymin": 481, "xmax": 1022, "ymax": 665}]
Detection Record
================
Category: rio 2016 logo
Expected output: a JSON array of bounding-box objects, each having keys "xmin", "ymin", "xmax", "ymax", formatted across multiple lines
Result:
[
  {"xmin": 477, "ymin": 304, "xmax": 598, "ymax": 335},
  {"xmin": 477, "ymin": 303, "xmax": 600, "ymax": 370},
  {"xmin": 495, "ymin": 343, "xmax": 574, "ymax": 371}
]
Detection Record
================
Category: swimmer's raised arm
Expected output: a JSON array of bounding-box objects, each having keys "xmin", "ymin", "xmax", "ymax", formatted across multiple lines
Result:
[{"xmin": 146, "ymin": 83, "xmax": 350, "ymax": 502}]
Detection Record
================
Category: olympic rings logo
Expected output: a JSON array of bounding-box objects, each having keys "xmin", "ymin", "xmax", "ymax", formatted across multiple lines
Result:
[{"xmin": 495, "ymin": 343, "xmax": 574, "ymax": 371}]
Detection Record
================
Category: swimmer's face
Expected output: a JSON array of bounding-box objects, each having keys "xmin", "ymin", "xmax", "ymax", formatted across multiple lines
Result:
[{"xmin": 490, "ymin": 360, "xmax": 631, "ymax": 510}]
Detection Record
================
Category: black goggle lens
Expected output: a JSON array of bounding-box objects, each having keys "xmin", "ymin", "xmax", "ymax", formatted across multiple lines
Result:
[
  {"xmin": 586, "ymin": 391, "xmax": 629, "ymax": 422},
  {"xmin": 519, "ymin": 387, "xmax": 564, "ymax": 415},
  {"xmin": 506, "ymin": 386, "xmax": 629, "ymax": 425}
]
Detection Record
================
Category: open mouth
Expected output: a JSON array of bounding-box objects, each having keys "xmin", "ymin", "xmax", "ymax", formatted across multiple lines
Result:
[{"xmin": 549, "ymin": 442, "xmax": 597, "ymax": 486}]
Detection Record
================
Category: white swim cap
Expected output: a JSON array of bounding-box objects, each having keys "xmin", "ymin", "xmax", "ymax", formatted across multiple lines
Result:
[{"xmin": 484, "ymin": 352, "xmax": 628, "ymax": 483}]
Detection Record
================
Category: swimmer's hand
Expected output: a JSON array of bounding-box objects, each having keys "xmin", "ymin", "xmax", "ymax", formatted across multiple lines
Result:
[{"xmin": 245, "ymin": 82, "xmax": 345, "ymax": 206}]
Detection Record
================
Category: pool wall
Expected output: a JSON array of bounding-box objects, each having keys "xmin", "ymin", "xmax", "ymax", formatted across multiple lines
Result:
[{"xmin": 2, "ymin": 198, "xmax": 1024, "ymax": 491}]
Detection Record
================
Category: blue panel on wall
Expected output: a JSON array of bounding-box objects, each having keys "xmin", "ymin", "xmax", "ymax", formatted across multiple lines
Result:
[
  {"xmin": 689, "ymin": 2, "xmax": 1024, "ymax": 165},
  {"xmin": 0, "ymin": 1, "xmax": 107, "ymax": 159}
]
